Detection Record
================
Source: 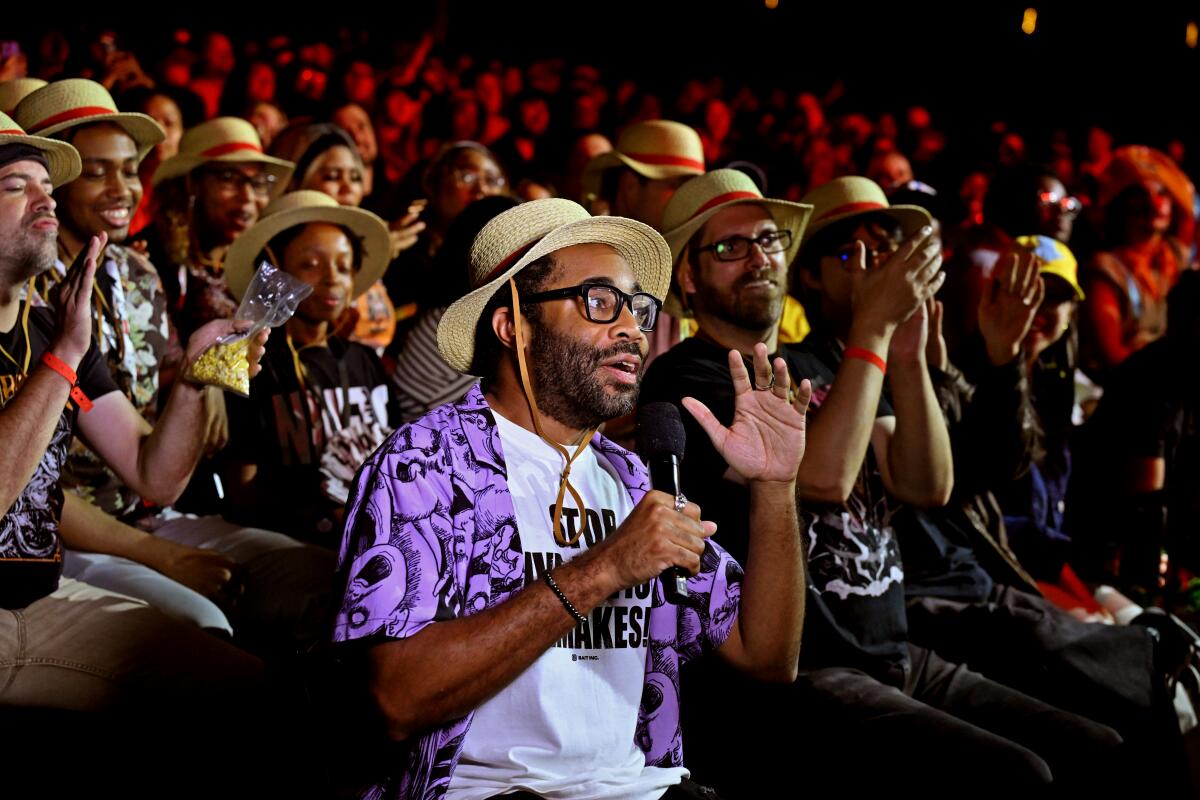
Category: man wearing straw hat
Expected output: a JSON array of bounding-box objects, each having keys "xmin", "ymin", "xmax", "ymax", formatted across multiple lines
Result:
[
  {"xmin": 0, "ymin": 112, "xmax": 274, "ymax": 710},
  {"xmin": 640, "ymin": 168, "xmax": 817, "ymax": 793},
  {"xmin": 580, "ymin": 120, "xmax": 705, "ymax": 230},
  {"xmin": 333, "ymin": 197, "xmax": 812, "ymax": 798},
  {"xmin": 13, "ymin": 79, "xmax": 333, "ymax": 649},
  {"xmin": 648, "ymin": 174, "xmax": 1121, "ymax": 792},
  {"xmin": 580, "ymin": 120, "xmax": 706, "ymax": 434}
]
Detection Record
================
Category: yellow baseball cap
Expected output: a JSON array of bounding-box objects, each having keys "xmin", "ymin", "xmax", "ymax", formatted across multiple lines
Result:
[{"xmin": 1015, "ymin": 235, "xmax": 1084, "ymax": 300}]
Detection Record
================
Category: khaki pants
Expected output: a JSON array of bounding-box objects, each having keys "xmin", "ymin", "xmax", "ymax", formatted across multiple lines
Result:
[
  {"xmin": 65, "ymin": 513, "xmax": 336, "ymax": 650},
  {"xmin": 0, "ymin": 578, "xmax": 262, "ymax": 711}
]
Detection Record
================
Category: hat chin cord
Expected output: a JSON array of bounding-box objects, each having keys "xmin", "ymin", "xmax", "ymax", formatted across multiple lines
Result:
[{"xmin": 508, "ymin": 277, "xmax": 597, "ymax": 548}]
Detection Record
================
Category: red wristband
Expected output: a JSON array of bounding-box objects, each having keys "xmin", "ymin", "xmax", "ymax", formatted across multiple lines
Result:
[
  {"xmin": 844, "ymin": 346, "xmax": 887, "ymax": 375},
  {"xmin": 41, "ymin": 352, "xmax": 93, "ymax": 412}
]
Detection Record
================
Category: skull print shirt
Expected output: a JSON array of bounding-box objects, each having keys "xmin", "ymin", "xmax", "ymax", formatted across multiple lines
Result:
[{"xmin": 332, "ymin": 384, "xmax": 743, "ymax": 800}]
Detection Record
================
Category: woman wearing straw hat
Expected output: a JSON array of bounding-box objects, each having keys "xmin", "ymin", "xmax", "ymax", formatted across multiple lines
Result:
[
  {"xmin": 219, "ymin": 190, "xmax": 398, "ymax": 543},
  {"xmin": 136, "ymin": 116, "xmax": 294, "ymax": 340}
]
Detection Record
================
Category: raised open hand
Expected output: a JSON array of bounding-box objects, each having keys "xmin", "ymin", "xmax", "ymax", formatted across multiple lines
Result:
[
  {"xmin": 50, "ymin": 233, "xmax": 106, "ymax": 367},
  {"xmin": 924, "ymin": 297, "xmax": 949, "ymax": 371},
  {"xmin": 978, "ymin": 249, "xmax": 1044, "ymax": 366},
  {"xmin": 682, "ymin": 343, "xmax": 812, "ymax": 483}
]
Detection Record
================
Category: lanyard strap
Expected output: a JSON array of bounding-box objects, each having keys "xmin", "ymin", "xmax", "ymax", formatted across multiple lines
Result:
[
  {"xmin": 509, "ymin": 277, "xmax": 598, "ymax": 547},
  {"xmin": 287, "ymin": 332, "xmax": 353, "ymax": 429}
]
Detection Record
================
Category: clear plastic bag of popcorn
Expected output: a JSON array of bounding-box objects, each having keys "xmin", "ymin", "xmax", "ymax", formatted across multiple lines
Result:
[{"xmin": 184, "ymin": 262, "xmax": 313, "ymax": 396}]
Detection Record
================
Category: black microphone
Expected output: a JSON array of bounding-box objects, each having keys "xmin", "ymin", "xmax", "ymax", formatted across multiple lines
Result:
[{"xmin": 636, "ymin": 401, "xmax": 689, "ymax": 604}]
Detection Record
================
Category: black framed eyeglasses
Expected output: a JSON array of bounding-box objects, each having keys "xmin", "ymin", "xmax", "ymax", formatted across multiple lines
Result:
[
  {"xmin": 695, "ymin": 229, "xmax": 792, "ymax": 262},
  {"xmin": 521, "ymin": 282, "xmax": 661, "ymax": 331},
  {"xmin": 202, "ymin": 166, "xmax": 277, "ymax": 196}
]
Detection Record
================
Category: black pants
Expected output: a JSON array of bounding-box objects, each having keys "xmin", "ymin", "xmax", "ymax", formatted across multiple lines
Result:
[
  {"xmin": 907, "ymin": 584, "xmax": 1190, "ymax": 792},
  {"xmin": 681, "ymin": 643, "xmax": 1121, "ymax": 799},
  {"xmin": 798, "ymin": 645, "xmax": 1122, "ymax": 792}
]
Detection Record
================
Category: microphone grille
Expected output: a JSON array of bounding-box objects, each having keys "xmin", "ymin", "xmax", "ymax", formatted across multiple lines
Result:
[{"xmin": 636, "ymin": 402, "xmax": 686, "ymax": 460}]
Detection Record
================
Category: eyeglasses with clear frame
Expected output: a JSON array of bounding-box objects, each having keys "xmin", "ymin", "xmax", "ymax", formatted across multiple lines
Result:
[
  {"xmin": 453, "ymin": 168, "xmax": 507, "ymax": 192},
  {"xmin": 521, "ymin": 282, "xmax": 661, "ymax": 331}
]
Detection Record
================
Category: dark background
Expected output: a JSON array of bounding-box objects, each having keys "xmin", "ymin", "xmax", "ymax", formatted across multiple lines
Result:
[{"xmin": 4, "ymin": 2, "xmax": 1195, "ymax": 158}]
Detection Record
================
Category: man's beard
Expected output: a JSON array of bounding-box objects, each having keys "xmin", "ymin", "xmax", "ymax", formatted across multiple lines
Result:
[
  {"xmin": 1, "ymin": 222, "xmax": 57, "ymax": 288},
  {"xmin": 693, "ymin": 267, "xmax": 784, "ymax": 330},
  {"xmin": 527, "ymin": 323, "xmax": 643, "ymax": 431}
]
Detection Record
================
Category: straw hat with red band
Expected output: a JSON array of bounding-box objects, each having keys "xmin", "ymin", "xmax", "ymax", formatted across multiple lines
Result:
[
  {"xmin": 659, "ymin": 168, "xmax": 814, "ymax": 316},
  {"xmin": 437, "ymin": 197, "xmax": 672, "ymax": 374},
  {"xmin": 0, "ymin": 79, "xmax": 47, "ymax": 115},
  {"xmin": 151, "ymin": 116, "xmax": 294, "ymax": 192},
  {"xmin": 14, "ymin": 79, "xmax": 164, "ymax": 162},
  {"xmin": 581, "ymin": 120, "xmax": 705, "ymax": 199},
  {"xmin": 0, "ymin": 111, "xmax": 81, "ymax": 187},
  {"xmin": 801, "ymin": 176, "xmax": 931, "ymax": 241},
  {"xmin": 224, "ymin": 190, "xmax": 391, "ymax": 303}
]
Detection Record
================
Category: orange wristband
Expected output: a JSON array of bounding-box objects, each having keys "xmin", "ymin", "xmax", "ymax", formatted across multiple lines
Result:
[
  {"xmin": 844, "ymin": 346, "xmax": 887, "ymax": 375},
  {"xmin": 41, "ymin": 352, "xmax": 93, "ymax": 412}
]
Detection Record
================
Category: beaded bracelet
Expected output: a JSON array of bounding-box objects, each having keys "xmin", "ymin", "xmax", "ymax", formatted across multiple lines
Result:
[{"xmin": 543, "ymin": 570, "xmax": 587, "ymax": 626}]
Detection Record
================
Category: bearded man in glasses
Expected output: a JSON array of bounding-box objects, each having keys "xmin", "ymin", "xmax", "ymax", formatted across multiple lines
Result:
[{"xmin": 332, "ymin": 198, "xmax": 813, "ymax": 799}]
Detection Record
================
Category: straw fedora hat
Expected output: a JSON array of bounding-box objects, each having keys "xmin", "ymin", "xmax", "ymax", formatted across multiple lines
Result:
[
  {"xmin": 14, "ymin": 79, "xmax": 164, "ymax": 162},
  {"xmin": 660, "ymin": 168, "xmax": 813, "ymax": 315},
  {"xmin": 224, "ymin": 190, "xmax": 391, "ymax": 302},
  {"xmin": 801, "ymin": 176, "xmax": 931, "ymax": 241},
  {"xmin": 0, "ymin": 79, "xmax": 47, "ymax": 115},
  {"xmin": 152, "ymin": 116, "xmax": 293, "ymax": 192},
  {"xmin": 437, "ymin": 198, "xmax": 671, "ymax": 374},
  {"xmin": 662, "ymin": 168, "xmax": 814, "ymax": 266},
  {"xmin": 0, "ymin": 111, "xmax": 81, "ymax": 187},
  {"xmin": 581, "ymin": 120, "xmax": 705, "ymax": 199}
]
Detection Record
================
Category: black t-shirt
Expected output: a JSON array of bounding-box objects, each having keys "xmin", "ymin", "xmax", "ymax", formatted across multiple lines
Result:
[
  {"xmin": 640, "ymin": 334, "xmax": 909, "ymax": 681},
  {"xmin": 224, "ymin": 332, "xmax": 399, "ymax": 543},
  {"xmin": 895, "ymin": 504, "xmax": 995, "ymax": 601},
  {"xmin": 0, "ymin": 304, "xmax": 118, "ymax": 608}
]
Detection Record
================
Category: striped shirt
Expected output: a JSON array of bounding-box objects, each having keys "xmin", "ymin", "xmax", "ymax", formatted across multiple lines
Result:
[{"xmin": 391, "ymin": 306, "xmax": 478, "ymax": 422}]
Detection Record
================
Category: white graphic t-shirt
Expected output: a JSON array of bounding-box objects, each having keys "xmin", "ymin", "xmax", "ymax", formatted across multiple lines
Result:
[{"xmin": 447, "ymin": 411, "xmax": 687, "ymax": 799}]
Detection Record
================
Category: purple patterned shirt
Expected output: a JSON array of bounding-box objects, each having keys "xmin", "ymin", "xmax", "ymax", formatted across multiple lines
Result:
[{"xmin": 333, "ymin": 384, "xmax": 743, "ymax": 800}]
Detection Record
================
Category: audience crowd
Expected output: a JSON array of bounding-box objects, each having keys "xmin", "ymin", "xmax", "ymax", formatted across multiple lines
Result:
[{"xmin": 0, "ymin": 22, "xmax": 1197, "ymax": 799}]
